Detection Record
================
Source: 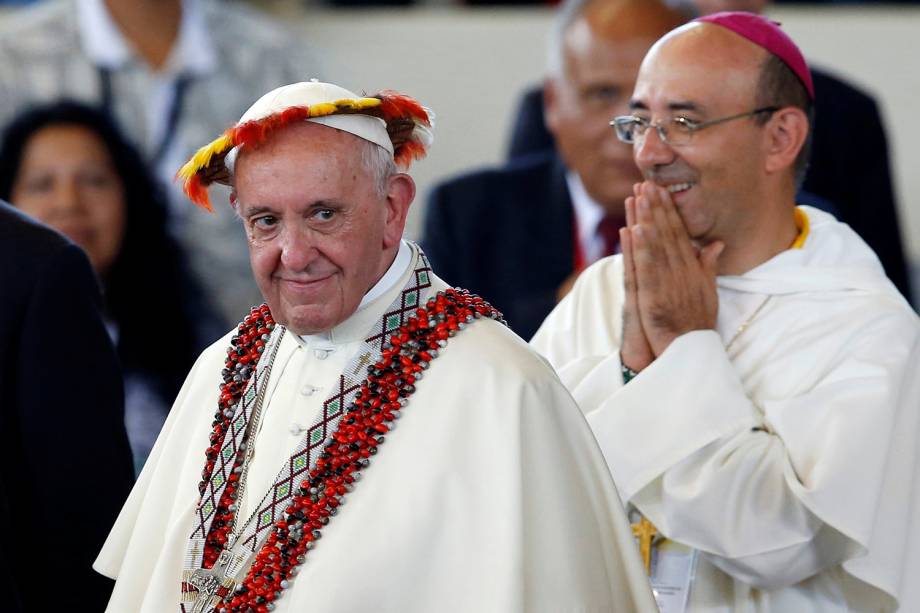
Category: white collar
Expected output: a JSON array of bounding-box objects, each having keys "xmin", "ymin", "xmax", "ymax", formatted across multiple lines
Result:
[
  {"xmin": 565, "ymin": 171, "xmax": 607, "ymax": 263},
  {"xmin": 719, "ymin": 206, "xmax": 897, "ymax": 297},
  {"xmin": 76, "ymin": 0, "xmax": 217, "ymax": 75},
  {"xmin": 358, "ymin": 239, "xmax": 412, "ymax": 310},
  {"xmin": 299, "ymin": 240, "xmax": 413, "ymax": 345}
]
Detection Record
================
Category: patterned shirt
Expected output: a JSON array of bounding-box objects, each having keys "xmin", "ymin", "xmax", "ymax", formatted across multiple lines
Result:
[{"xmin": 0, "ymin": 0, "xmax": 321, "ymax": 322}]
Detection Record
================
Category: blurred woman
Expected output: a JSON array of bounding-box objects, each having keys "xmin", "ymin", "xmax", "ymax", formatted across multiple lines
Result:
[{"xmin": 0, "ymin": 101, "xmax": 225, "ymax": 475}]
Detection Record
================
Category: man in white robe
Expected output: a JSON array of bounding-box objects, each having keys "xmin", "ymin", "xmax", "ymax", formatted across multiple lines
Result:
[
  {"xmin": 94, "ymin": 81, "xmax": 655, "ymax": 612},
  {"xmin": 532, "ymin": 12, "xmax": 920, "ymax": 613}
]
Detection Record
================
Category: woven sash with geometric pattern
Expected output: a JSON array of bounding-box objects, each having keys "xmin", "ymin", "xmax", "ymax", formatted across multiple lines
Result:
[{"xmin": 181, "ymin": 245, "xmax": 434, "ymax": 587}]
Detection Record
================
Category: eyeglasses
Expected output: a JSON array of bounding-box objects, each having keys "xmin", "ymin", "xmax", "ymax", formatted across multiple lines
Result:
[{"xmin": 610, "ymin": 106, "xmax": 780, "ymax": 146}]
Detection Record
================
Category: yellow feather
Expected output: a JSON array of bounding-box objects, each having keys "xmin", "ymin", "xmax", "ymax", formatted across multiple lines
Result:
[
  {"xmin": 356, "ymin": 98, "xmax": 381, "ymax": 109},
  {"xmin": 176, "ymin": 134, "xmax": 233, "ymax": 180},
  {"xmin": 332, "ymin": 97, "xmax": 381, "ymax": 111},
  {"xmin": 309, "ymin": 102, "xmax": 338, "ymax": 117}
]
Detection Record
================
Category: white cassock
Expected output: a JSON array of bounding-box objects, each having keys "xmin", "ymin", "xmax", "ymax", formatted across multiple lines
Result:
[
  {"xmin": 95, "ymin": 241, "xmax": 656, "ymax": 613},
  {"xmin": 531, "ymin": 207, "xmax": 920, "ymax": 612}
]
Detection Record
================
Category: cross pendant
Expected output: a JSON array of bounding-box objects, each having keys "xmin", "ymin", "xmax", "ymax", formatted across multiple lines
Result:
[
  {"xmin": 189, "ymin": 549, "xmax": 234, "ymax": 613},
  {"xmin": 188, "ymin": 568, "xmax": 221, "ymax": 613},
  {"xmin": 631, "ymin": 516, "xmax": 659, "ymax": 576}
]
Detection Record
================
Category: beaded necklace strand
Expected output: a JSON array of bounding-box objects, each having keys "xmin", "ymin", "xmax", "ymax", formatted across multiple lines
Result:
[{"xmin": 189, "ymin": 289, "xmax": 502, "ymax": 612}]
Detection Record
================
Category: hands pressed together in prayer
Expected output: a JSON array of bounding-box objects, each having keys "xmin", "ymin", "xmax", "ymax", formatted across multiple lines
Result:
[{"xmin": 619, "ymin": 182, "xmax": 724, "ymax": 372}]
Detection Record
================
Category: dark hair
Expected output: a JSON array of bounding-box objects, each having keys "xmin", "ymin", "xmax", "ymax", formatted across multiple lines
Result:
[
  {"xmin": 754, "ymin": 54, "xmax": 815, "ymax": 189},
  {"xmin": 0, "ymin": 101, "xmax": 220, "ymax": 400}
]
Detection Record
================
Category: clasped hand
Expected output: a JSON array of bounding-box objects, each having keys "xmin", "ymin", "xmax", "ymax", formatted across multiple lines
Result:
[{"xmin": 619, "ymin": 182, "xmax": 723, "ymax": 371}]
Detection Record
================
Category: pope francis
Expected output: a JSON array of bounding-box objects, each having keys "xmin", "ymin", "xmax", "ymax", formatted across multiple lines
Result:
[{"xmin": 92, "ymin": 80, "xmax": 656, "ymax": 613}]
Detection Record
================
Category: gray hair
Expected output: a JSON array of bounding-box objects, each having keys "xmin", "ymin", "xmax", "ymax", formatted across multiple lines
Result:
[
  {"xmin": 546, "ymin": 0, "xmax": 595, "ymax": 77},
  {"xmin": 360, "ymin": 139, "xmax": 398, "ymax": 199}
]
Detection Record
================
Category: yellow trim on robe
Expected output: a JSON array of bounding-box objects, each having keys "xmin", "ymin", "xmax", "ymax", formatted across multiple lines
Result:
[{"xmin": 791, "ymin": 207, "xmax": 810, "ymax": 249}]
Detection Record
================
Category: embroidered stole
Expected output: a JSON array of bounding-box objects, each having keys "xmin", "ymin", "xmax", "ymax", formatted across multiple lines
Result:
[{"xmin": 180, "ymin": 248, "xmax": 435, "ymax": 610}]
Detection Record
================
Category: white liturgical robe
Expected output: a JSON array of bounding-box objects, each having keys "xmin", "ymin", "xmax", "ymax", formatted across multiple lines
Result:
[
  {"xmin": 95, "ymin": 243, "xmax": 656, "ymax": 612},
  {"xmin": 531, "ymin": 207, "xmax": 920, "ymax": 612}
]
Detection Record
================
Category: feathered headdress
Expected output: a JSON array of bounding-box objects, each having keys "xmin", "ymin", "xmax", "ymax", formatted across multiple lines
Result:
[{"xmin": 176, "ymin": 81, "xmax": 434, "ymax": 211}]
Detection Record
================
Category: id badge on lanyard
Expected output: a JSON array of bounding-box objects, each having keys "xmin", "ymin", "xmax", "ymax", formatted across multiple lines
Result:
[
  {"xmin": 631, "ymin": 508, "xmax": 700, "ymax": 613},
  {"xmin": 650, "ymin": 540, "xmax": 699, "ymax": 613}
]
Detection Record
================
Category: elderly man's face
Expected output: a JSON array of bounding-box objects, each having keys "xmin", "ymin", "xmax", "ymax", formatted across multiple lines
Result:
[
  {"xmin": 545, "ymin": 18, "xmax": 653, "ymax": 217},
  {"xmin": 234, "ymin": 122, "xmax": 412, "ymax": 335},
  {"xmin": 629, "ymin": 25, "xmax": 769, "ymax": 243}
]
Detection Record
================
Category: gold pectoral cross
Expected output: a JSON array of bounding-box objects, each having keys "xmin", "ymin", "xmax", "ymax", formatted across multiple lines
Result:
[{"xmin": 631, "ymin": 516, "xmax": 659, "ymax": 576}]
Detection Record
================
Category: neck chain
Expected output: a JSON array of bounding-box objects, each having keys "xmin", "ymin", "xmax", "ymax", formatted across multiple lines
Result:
[
  {"xmin": 222, "ymin": 326, "xmax": 285, "ymax": 549},
  {"xmin": 723, "ymin": 208, "xmax": 808, "ymax": 351},
  {"xmin": 724, "ymin": 295, "xmax": 772, "ymax": 352}
]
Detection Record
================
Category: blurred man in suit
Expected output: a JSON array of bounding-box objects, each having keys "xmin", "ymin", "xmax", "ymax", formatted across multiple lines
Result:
[
  {"xmin": 424, "ymin": 0, "xmax": 685, "ymax": 340},
  {"xmin": 0, "ymin": 201, "xmax": 134, "ymax": 611}
]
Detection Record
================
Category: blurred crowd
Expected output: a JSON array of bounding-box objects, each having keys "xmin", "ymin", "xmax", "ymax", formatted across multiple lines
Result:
[
  {"xmin": 0, "ymin": 0, "xmax": 913, "ymax": 463},
  {"xmin": 0, "ymin": 1, "xmax": 319, "ymax": 606},
  {"xmin": 1, "ymin": 0, "xmax": 913, "ymax": 470},
  {"xmin": 0, "ymin": 0, "xmax": 319, "ymax": 472}
]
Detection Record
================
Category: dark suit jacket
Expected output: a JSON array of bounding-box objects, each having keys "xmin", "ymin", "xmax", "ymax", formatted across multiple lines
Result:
[
  {"xmin": 423, "ymin": 152, "xmax": 575, "ymax": 340},
  {"xmin": 0, "ymin": 202, "xmax": 135, "ymax": 612},
  {"xmin": 804, "ymin": 69, "xmax": 910, "ymax": 297},
  {"xmin": 505, "ymin": 72, "xmax": 912, "ymax": 301}
]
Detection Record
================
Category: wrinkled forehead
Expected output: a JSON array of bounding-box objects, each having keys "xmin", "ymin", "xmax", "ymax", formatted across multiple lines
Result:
[
  {"xmin": 632, "ymin": 22, "xmax": 766, "ymax": 113},
  {"xmin": 231, "ymin": 122, "xmax": 376, "ymax": 207}
]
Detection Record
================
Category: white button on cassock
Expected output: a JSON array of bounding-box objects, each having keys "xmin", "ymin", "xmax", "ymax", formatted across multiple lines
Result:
[
  {"xmin": 313, "ymin": 348, "xmax": 332, "ymax": 360},
  {"xmin": 301, "ymin": 385, "xmax": 320, "ymax": 396}
]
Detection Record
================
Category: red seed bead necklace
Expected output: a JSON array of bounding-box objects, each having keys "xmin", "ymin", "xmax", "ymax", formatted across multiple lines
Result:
[
  {"xmin": 196, "ymin": 304, "xmax": 276, "ymax": 570},
  {"xmin": 193, "ymin": 290, "xmax": 502, "ymax": 612}
]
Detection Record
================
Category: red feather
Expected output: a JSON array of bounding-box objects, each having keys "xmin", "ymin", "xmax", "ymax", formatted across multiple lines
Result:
[
  {"xmin": 186, "ymin": 174, "xmax": 213, "ymax": 212},
  {"xmin": 394, "ymin": 140, "xmax": 428, "ymax": 169},
  {"xmin": 230, "ymin": 107, "xmax": 313, "ymax": 151},
  {"xmin": 375, "ymin": 91, "xmax": 430, "ymax": 125}
]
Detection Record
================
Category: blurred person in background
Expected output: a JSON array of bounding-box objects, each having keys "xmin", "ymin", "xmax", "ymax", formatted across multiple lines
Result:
[
  {"xmin": 0, "ymin": 0, "xmax": 320, "ymax": 323},
  {"xmin": 0, "ymin": 200, "xmax": 134, "ymax": 611},
  {"xmin": 424, "ymin": 0, "xmax": 685, "ymax": 340},
  {"xmin": 0, "ymin": 101, "xmax": 224, "ymax": 475},
  {"xmin": 504, "ymin": 0, "xmax": 913, "ymax": 303}
]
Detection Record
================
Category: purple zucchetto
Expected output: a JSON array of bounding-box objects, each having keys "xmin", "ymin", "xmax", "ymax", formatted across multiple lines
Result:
[{"xmin": 695, "ymin": 11, "xmax": 814, "ymax": 100}]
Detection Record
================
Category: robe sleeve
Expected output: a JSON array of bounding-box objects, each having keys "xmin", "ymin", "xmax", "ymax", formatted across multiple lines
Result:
[
  {"xmin": 601, "ymin": 331, "xmax": 868, "ymax": 590},
  {"xmin": 510, "ymin": 349, "xmax": 658, "ymax": 612},
  {"xmin": 531, "ymin": 257, "xmax": 919, "ymax": 597}
]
